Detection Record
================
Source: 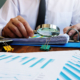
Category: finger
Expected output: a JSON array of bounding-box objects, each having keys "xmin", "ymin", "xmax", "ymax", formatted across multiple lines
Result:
[
  {"xmin": 73, "ymin": 32, "xmax": 80, "ymax": 40},
  {"xmin": 8, "ymin": 22, "xmax": 23, "ymax": 38},
  {"xmin": 10, "ymin": 18, "xmax": 28, "ymax": 38},
  {"xmin": 63, "ymin": 26, "xmax": 71, "ymax": 33},
  {"xmin": 16, "ymin": 16, "xmax": 34, "ymax": 37},
  {"xmin": 73, "ymin": 23, "xmax": 80, "ymax": 31},
  {"xmin": 68, "ymin": 24, "xmax": 80, "ymax": 36},
  {"xmin": 3, "ymin": 27, "xmax": 16, "ymax": 38},
  {"xmin": 2, "ymin": 29, "xmax": 7, "ymax": 37}
]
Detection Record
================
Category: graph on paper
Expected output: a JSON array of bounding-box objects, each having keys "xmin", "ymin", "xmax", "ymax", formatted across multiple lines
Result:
[
  {"xmin": 0, "ymin": 53, "xmax": 55, "ymax": 80},
  {"xmin": 0, "ymin": 51, "xmax": 80, "ymax": 80},
  {"xmin": 0, "ymin": 54, "xmax": 54, "ymax": 69},
  {"xmin": 57, "ymin": 53, "xmax": 80, "ymax": 80},
  {"xmin": 30, "ymin": 34, "xmax": 45, "ymax": 38}
]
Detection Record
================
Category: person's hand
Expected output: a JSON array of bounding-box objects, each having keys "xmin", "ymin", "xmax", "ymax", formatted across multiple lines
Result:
[
  {"xmin": 2, "ymin": 16, "xmax": 34, "ymax": 38},
  {"xmin": 63, "ymin": 23, "xmax": 80, "ymax": 40}
]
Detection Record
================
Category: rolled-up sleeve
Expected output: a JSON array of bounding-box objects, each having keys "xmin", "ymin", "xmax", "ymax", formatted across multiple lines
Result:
[{"xmin": 0, "ymin": 0, "xmax": 19, "ymax": 36}]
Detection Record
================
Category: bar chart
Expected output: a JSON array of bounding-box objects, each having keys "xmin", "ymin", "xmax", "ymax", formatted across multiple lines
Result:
[
  {"xmin": 0, "ymin": 53, "xmax": 55, "ymax": 80},
  {"xmin": 57, "ymin": 53, "xmax": 80, "ymax": 80},
  {"xmin": 0, "ymin": 54, "xmax": 54, "ymax": 69},
  {"xmin": 0, "ymin": 50, "xmax": 80, "ymax": 80}
]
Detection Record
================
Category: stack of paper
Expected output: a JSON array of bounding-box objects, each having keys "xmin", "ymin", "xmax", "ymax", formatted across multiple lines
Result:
[
  {"xmin": 7, "ymin": 34, "xmax": 69, "ymax": 45},
  {"xmin": 0, "ymin": 50, "xmax": 80, "ymax": 80}
]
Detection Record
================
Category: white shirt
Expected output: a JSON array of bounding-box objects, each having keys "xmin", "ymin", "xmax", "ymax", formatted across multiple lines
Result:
[{"xmin": 0, "ymin": 0, "xmax": 80, "ymax": 35}]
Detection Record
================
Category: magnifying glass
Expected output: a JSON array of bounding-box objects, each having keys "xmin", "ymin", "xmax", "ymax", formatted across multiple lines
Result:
[{"xmin": 34, "ymin": 24, "xmax": 60, "ymax": 37}]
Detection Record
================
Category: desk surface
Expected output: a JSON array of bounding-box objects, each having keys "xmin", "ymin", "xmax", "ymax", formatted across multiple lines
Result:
[{"xmin": 0, "ymin": 46, "xmax": 80, "ymax": 53}]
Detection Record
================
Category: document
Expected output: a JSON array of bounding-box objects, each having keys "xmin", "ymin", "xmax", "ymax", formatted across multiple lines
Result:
[{"xmin": 0, "ymin": 50, "xmax": 80, "ymax": 80}]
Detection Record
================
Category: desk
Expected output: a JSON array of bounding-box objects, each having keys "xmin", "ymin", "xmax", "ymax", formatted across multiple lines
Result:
[{"xmin": 0, "ymin": 46, "xmax": 80, "ymax": 53}]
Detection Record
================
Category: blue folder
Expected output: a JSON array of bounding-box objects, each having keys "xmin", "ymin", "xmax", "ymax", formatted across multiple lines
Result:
[{"xmin": 10, "ymin": 42, "xmax": 80, "ymax": 48}]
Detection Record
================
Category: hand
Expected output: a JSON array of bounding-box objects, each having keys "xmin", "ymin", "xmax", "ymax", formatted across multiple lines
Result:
[
  {"xmin": 63, "ymin": 23, "xmax": 80, "ymax": 40},
  {"xmin": 2, "ymin": 16, "xmax": 34, "ymax": 38}
]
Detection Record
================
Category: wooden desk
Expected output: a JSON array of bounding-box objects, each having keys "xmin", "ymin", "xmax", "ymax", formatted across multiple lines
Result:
[{"xmin": 0, "ymin": 46, "xmax": 80, "ymax": 53}]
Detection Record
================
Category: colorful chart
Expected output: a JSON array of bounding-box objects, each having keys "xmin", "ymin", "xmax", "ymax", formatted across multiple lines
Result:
[{"xmin": 57, "ymin": 53, "xmax": 80, "ymax": 80}]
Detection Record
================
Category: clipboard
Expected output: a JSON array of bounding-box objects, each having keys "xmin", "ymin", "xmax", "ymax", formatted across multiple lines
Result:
[{"xmin": 10, "ymin": 42, "xmax": 80, "ymax": 48}]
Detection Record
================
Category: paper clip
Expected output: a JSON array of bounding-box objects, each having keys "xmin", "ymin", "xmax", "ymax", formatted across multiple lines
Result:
[
  {"xmin": 0, "ymin": 36, "xmax": 14, "ymax": 52},
  {"xmin": 2, "ymin": 42, "xmax": 14, "ymax": 52},
  {"xmin": 40, "ymin": 37, "xmax": 51, "ymax": 51}
]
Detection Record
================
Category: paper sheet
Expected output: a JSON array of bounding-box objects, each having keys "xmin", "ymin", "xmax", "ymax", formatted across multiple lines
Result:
[{"xmin": 0, "ymin": 50, "xmax": 80, "ymax": 80}]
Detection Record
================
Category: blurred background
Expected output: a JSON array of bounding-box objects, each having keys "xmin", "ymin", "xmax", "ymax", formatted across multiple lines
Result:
[{"xmin": 0, "ymin": 0, "xmax": 6, "ymax": 8}]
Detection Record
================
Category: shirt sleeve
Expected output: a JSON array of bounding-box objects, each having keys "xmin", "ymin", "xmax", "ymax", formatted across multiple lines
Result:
[
  {"xmin": 0, "ymin": 0, "xmax": 19, "ymax": 36},
  {"xmin": 71, "ymin": 0, "xmax": 80, "ymax": 25}
]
